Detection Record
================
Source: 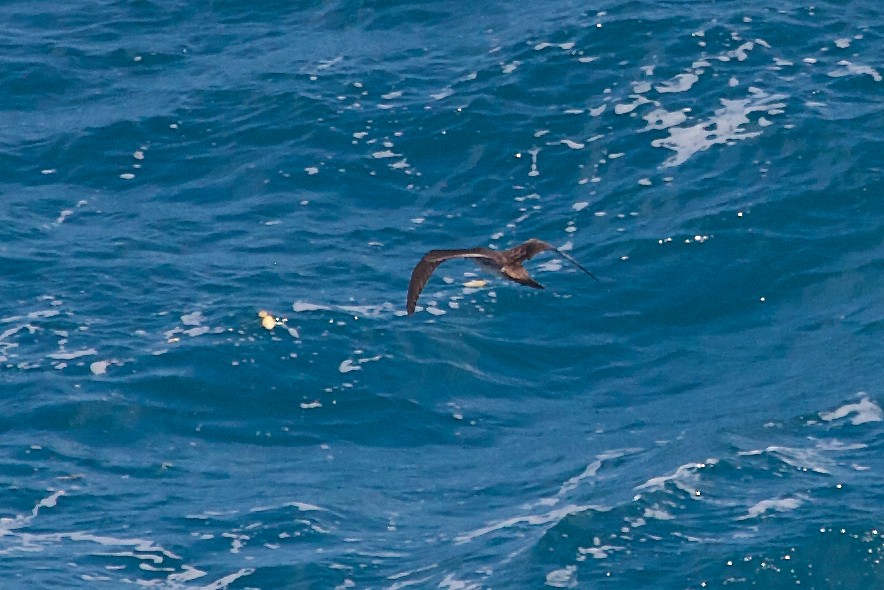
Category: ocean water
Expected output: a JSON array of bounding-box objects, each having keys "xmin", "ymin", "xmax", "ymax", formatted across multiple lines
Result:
[{"xmin": 1, "ymin": 1, "xmax": 882, "ymax": 588}]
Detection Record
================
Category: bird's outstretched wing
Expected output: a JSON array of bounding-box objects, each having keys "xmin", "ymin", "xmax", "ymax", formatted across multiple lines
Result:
[
  {"xmin": 553, "ymin": 249, "xmax": 599, "ymax": 281},
  {"xmin": 519, "ymin": 239, "xmax": 599, "ymax": 282},
  {"xmin": 501, "ymin": 264, "xmax": 544, "ymax": 289},
  {"xmin": 508, "ymin": 239, "xmax": 554, "ymax": 263},
  {"xmin": 406, "ymin": 248, "xmax": 491, "ymax": 315}
]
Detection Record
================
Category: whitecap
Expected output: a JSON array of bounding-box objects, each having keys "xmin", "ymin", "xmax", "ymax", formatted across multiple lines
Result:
[
  {"xmin": 740, "ymin": 445, "xmax": 832, "ymax": 474},
  {"xmin": 455, "ymin": 503, "xmax": 599, "ymax": 544},
  {"xmin": 635, "ymin": 462, "xmax": 706, "ymax": 494}
]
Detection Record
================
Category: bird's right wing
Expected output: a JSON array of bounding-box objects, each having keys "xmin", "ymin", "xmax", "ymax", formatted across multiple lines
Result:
[
  {"xmin": 554, "ymin": 249, "xmax": 599, "ymax": 282},
  {"xmin": 406, "ymin": 248, "xmax": 489, "ymax": 315}
]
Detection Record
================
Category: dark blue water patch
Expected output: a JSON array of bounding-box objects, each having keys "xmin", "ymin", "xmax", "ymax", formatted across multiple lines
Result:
[
  {"xmin": 695, "ymin": 525, "xmax": 884, "ymax": 589},
  {"xmin": 506, "ymin": 455, "xmax": 882, "ymax": 587}
]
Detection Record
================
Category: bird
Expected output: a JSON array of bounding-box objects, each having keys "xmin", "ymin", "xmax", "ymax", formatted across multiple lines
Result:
[{"xmin": 406, "ymin": 238, "xmax": 597, "ymax": 315}]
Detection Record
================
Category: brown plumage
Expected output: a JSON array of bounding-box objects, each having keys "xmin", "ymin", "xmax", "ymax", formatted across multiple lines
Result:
[{"xmin": 406, "ymin": 238, "xmax": 597, "ymax": 315}]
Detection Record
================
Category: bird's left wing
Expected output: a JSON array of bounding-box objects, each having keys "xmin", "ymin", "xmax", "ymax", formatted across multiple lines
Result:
[{"xmin": 406, "ymin": 248, "xmax": 489, "ymax": 315}]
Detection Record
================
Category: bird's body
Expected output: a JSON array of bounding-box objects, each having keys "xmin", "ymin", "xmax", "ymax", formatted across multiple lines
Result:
[{"xmin": 406, "ymin": 238, "xmax": 596, "ymax": 315}]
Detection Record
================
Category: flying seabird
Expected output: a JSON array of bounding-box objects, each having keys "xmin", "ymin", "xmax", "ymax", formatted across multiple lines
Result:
[{"xmin": 406, "ymin": 238, "xmax": 597, "ymax": 315}]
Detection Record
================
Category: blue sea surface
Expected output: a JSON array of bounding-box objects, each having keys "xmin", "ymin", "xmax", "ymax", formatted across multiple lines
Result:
[{"xmin": 1, "ymin": 1, "xmax": 882, "ymax": 588}]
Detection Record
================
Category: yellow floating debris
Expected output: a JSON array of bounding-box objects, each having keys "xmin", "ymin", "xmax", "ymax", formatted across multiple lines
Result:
[
  {"xmin": 259, "ymin": 310, "xmax": 276, "ymax": 330},
  {"xmin": 463, "ymin": 279, "xmax": 487, "ymax": 288}
]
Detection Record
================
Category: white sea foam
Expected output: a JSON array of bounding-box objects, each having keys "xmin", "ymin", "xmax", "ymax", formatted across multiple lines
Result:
[
  {"xmin": 643, "ymin": 506, "xmax": 674, "ymax": 520},
  {"xmin": 614, "ymin": 95, "xmax": 651, "ymax": 114},
  {"xmin": 538, "ymin": 259, "xmax": 563, "ymax": 272},
  {"xmin": 819, "ymin": 395, "xmax": 882, "ymax": 425},
  {"xmin": 197, "ymin": 569, "xmax": 255, "ymax": 589},
  {"xmin": 180, "ymin": 311, "xmax": 204, "ymax": 326},
  {"xmin": 0, "ymin": 490, "xmax": 200, "ymax": 582},
  {"xmin": 292, "ymin": 300, "xmax": 396, "ymax": 318},
  {"xmin": 47, "ymin": 348, "xmax": 96, "ymax": 360},
  {"xmin": 555, "ymin": 449, "xmax": 641, "ymax": 499},
  {"xmin": 292, "ymin": 301, "xmax": 330, "ymax": 312},
  {"xmin": 637, "ymin": 465, "xmax": 688, "ymax": 491},
  {"xmin": 651, "ymin": 90, "xmax": 787, "ymax": 167},
  {"xmin": 642, "ymin": 107, "xmax": 688, "ymax": 131},
  {"xmin": 438, "ymin": 573, "xmax": 480, "ymax": 590},
  {"xmin": 739, "ymin": 497, "xmax": 802, "ymax": 520},
  {"xmin": 558, "ymin": 139, "xmax": 584, "ymax": 150},
  {"xmin": 545, "ymin": 565, "xmax": 577, "ymax": 587},
  {"xmin": 655, "ymin": 73, "xmax": 699, "ymax": 94},
  {"xmin": 740, "ymin": 445, "xmax": 832, "ymax": 474},
  {"xmin": 90, "ymin": 360, "xmax": 110, "ymax": 375},
  {"xmin": 371, "ymin": 150, "xmax": 399, "ymax": 159},
  {"xmin": 727, "ymin": 41, "xmax": 755, "ymax": 62},
  {"xmin": 430, "ymin": 88, "xmax": 453, "ymax": 100},
  {"xmin": 249, "ymin": 501, "xmax": 324, "ymax": 513},
  {"xmin": 502, "ymin": 61, "xmax": 521, "ymax": 74},
  {"xmin": 827, "ymin": 60, "xmax": 882, "ymax": 82},
  {"xmin": 455, "ymin": 503, "xmax": 600, "ymax": 544},
  {"xmin": 635, "ymin": 460, "xmax": 715, "ymax": 494},
  {"xmin": 534, "ymin": 41, "xmax": 575, "ymax": 51},
  {"xmin": 339, "ymin": 302, "xmax": 397, "ymax": 317},
  {"xmin": 338, "ymin": 359, "xmax": 360, "ymax": 373}
]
